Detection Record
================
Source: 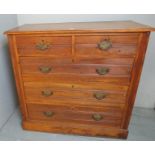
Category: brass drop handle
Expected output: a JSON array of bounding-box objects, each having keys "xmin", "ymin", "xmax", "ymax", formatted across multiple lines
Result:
[
  {"xmin": 92, "ymin": 114, "xmax": 103, "ymax": 121},
  {"xmin": 43, "ymin": 111, "xmax": 54, "ymax": 117},
  {"xmin": 39, "ymin": 66, "xmax": 52, "ymax": 73},
  {"xmin": 36, "ymin": 40, "xmax": 50, "ymax": 51},
  {"xmin": 98, "ymin": 40, "xmax": 112, "ymax": 50},
  {"xmin": 96, "ymin": 67, "xmax": 109, "ymax": 75},
  {"xmin": 94, "ymin": 92, "xmax": 106, "ymax": 100},
  {"xmin": 41, "ymin": 90, "xmax": 53, "ymax": 97}
]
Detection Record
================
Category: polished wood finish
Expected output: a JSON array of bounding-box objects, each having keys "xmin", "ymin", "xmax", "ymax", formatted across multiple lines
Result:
[
  {"xmin": 5, "ymin": 21, "xmax": 155, "ymax": 34},
  {"xmin": 24, "ymin": 85, "xmax": 127, "ymax": 106},
  {"xmin": 16, "ymin": 36, "xmax": 72, "ymax": 57},
  {"xmin": 5, "ymin": 21, "xmax": 154, "ymax": 139},
  {"xmin": 75, "ymin": 34, "xmax": 139, "ymax": 59},
  {"xmin": 27, "ymin": 104, "xmax": 123, "ymax": 127},
  {"xmin": 20, "ymin": 58, "xmax": 132, "ymax": 77}
]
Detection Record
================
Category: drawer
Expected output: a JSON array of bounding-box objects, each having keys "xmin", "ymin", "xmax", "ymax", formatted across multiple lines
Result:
[
  {"xmin": 15, "ymin": 36, "xmax": 72, "ymax": 57},
  {"xmin": 24, "ymin": 79, "xmax": 129, "ymax": 94},
  {"xmin": 24, "ymin": 84, "xmax": 127, "ymax": 106},
  {"xmin": 27, "ymin": 104, "xmax": 123, "ymax": 127},
  {"xmin": 20, "ymin": 57, "xmax": 132, "ymax": 77},
  {"xmin": 75, "ymin": 34, "xmax": 139, "ymax": 59},
  {"xmin": 23, "ymin": 75, "xmax": 130, "ymax": 91}
]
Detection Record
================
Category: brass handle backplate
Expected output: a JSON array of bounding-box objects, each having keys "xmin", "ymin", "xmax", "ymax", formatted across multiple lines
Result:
[
  {"xmin": 92, "ymin": 114, "xmax": 103, "ymax": 121},
  {"xmin": 98, "ymin": 40, "xmax": 112, "ymax": 50},
  {"xmin": 96, "ymin": 67, "xmax": 109, "ymax": 75},
  {"xmin": 43, "ymin": 111, "xmax": 54, "ymax": 117},
  {"xmin": 41, "ymin": 90, "xmax": 53, "ymax": 97},
  {"xmin": 39, "ymin": 66, "xmax": 52, "ymax": 73},
  {"xmin": 36, "ymin": 40, "xmax": 50, "ymax": 51},
  {"xmin": 94, "ymin": 92, "xmax": 106, "ymax": 100}
]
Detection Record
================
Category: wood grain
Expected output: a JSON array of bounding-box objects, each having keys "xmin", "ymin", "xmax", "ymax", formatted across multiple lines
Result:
[
  {"xmin": 5, "ymin": 21, "xmax": 155, "ymax": 34},
  {"xmin": 5, "ymin": 21, "xmax": 154, "ymax": 139},
  {"xmin": 75, "ymin": 57, "xmax": 135, "ymax": 65},
  {"xmin": 20, "ymin": 57, "xmax": 132, "ymax": 77},
  {"xmin": 23, "ymin": 76, "xmax": 130, "ymax": 91},
  {"xmin": 23, "ymin": 120, "xmax": 128, "ymax": 138},
  {"xmin": 27, "ymin": 104, "xmax": 123, "ymax": 127},
  {"xmin": 7, "ymin": 36, "xmax": 28, "ymax": 120},
  {"xmin": 24, "ymin": 85, "xmax": 127, "ymax": 106},
  {"xmin": 16, "ymin": 36, "xmax": 72, "ymax": 57},
  {"xmin": 122, "ymin": 32, "xmax": 150, "ymax": 129},
  {"xmin": 75, "ymin": 34, "xmax": 139, "ymax": 44}
]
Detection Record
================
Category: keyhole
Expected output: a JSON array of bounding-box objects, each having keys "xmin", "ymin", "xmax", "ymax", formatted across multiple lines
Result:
[{"xmin": 72, "ymin": 85, "xmax": 74, "ymax": 88}]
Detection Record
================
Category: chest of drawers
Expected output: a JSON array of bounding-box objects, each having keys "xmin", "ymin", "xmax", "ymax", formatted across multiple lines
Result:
[{"xmin": 5, "ymin": 21, "xmax": 155, "ymax": 139}]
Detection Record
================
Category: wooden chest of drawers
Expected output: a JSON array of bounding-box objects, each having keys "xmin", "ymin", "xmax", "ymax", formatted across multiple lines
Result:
[{"xmin": 5, "ymin": 21, "xmax": 155, "ymax": 139}]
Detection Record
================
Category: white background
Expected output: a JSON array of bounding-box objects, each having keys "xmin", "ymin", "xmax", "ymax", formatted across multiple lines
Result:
[
  {"xmin": 0, "ymin": 0, "xmax": 154, "ymax": 153},
  {"xmin": 0, "ymin": 15, "xmax": 18, "ymax": 128}
]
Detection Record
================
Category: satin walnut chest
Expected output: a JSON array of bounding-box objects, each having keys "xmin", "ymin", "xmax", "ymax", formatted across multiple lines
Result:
[{"xmin": 5, "ymin": 21, "xmax": 155, "ymax": 139}]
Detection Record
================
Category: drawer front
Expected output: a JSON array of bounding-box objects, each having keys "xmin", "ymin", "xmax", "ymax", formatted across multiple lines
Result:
[
  {"xmin": 27, "ymin": 104, "xmax": 123, "ymax": 127},
  {"xmin": 16, "ymin": 36, "xmax": 72, "ymax": 57},
  {"xmin": 24, "ymin": 84, "xmax": 127, "ymax": 106},
  {"xmin": 75, "ymin": 34, "xmax": 139, "ymax": 59},
  {"xmin": 20, "ymin": 58, "xmax": 132, "ymax": 77},
  {"xmin": 23, "ymin": 76, "xmax": 130, "ymax": 91}
]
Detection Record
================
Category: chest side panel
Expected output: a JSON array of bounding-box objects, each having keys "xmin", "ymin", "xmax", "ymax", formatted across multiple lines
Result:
[{"xmin": 122, "ymin": 32, "xmax": 150, "ymax": 129}]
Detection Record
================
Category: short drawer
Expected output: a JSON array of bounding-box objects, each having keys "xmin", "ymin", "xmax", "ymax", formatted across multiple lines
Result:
[
  {"xmin": 75, "ymin": 34, "xmax": 139, "ymax": 59},
  {"xmin": 24, "ymin": 84, "xmax": 127, "ymax": 106},
  {"xmin": 27, "ymin": 104, "xmax": 123, "ymax": 127},
  {"xmin": 20, "ymin": 57, "xmax": 132, "ymax": 77},
  {"xmin": 15, "ymin": 35, "xmax": 72, "ymax": 57}
]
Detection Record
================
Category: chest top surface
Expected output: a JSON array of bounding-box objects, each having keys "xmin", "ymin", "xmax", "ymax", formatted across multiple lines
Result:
[{"xmin": 5, "ymin": 20, "xmax": 155, "ymax": 34}]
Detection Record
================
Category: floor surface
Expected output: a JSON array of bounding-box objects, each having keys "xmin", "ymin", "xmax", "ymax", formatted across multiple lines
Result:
[{"xmin": 0, "ymin": 107, "xmax": 155, "ymax": 141}]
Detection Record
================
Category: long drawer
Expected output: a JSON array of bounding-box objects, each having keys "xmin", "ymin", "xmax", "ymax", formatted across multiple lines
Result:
[
  {"xmin": 27, "ymin": 104, "xmax": 123, "ymax": 128},
  {"xmin": 24, "ymin": 84, "xmax": 127, "ymax": 106},
  {"xmin": 23, "ymin": 76, "xmax": 130, "ymax": 91},
  {"xmin": 20, "ymin": 57, "xmax": 132, "ymax": 77}
]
